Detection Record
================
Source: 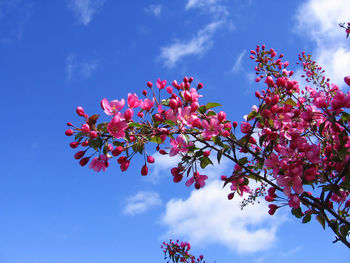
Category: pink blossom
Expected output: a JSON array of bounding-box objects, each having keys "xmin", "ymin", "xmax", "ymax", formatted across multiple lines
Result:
[
  {"xmin": 169, "ymin": 135, "xmax": 193, "ymax": 156},
  {"xmin": 89, "ymin": 154, "xmax": 108, "ymax": 172},
  {"xmin": 140, "ymin": 98, "xmax": 154, "ymax": 111},
  {"xmin": 185, "ymin": 172, "xmax": 208, "ymax": 189},
  {"xmin": 288, "ymin": 194, "xmax": 300, "ymax": 208},
  {"xmin": 240, "ymin": 122, "xmax": 252, "ymax": 133},
  {"xmin": 178, "ymin": 106, "xmax": 199, "ymax": 127},
  {"xmin": 100, "ymin": 98, "xmax": 125, "ymax": 115},
  {"xmin": 107, "ymin": 113, "xmax": 128, "ymax": 138},
  {"xmin": 127, "ymin": 93, "xmax": 141, "ymax": 108},
  {"xmin": 276, "ymin": 175, "xmax": 303, "ymax": 197},
  {"xmin": 156, "ymin": 78, "xmax": 167, "ymax": 90},
  {"xmin": 202, "ymin": 117, "xmax": 223, "ymax": 139}
]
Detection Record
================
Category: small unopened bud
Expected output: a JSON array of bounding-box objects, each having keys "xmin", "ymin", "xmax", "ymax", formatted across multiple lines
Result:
[
  {"xmin": 79, "ymin": 157, "xmax": 90, "ymax": 166},
  {"xmin": 76, "ymin": 106, "xmax": 85, "ymax": 117},
  {"xmin": 147, "ymin": 81, "xmax": 153, "ymax": 88},
  {"xmin": 141, "ymin": 164, "xmax": 148, "ymax": 176},
  {"xmin": 147, "ymin": 156, "xmax": 155, "ymax": 163},
  {"xmin": 74, "ymin": 151, "xmax": 85, "ymax": 160},
  {"xmin": 81, "ymin": 124, "xmax": 90, "ymax": 133},
  {"xmin": 65, "ymin": 129, "xmax": 74, "ymax": 136},
  {"xmin": 89, "ymin": 131, "xmax": 98, "ymax": 139}
]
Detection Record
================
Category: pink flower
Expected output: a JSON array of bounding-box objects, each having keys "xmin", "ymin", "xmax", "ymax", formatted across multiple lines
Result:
[
  {"xmin": 89, "ymin": 154, "xmax": 108, "ymax": 172},
  {"xmin": 185, "ymin": 172, "xmax": 208, "ymax": 189},
  {"xmin": 127, "ymin": 93, "xmax": 141, "ymax": 108},
  {"xmin": 240, "ymin": 122, "xmax": 252, "ymax": 133},
  {"xmin": 140, "ymin": 98, "xmax": 154, "ymax": 111},
  {"xmin": 169, "ymin": 135, "xmax": 193, "ymax": 156},
  {"xmin": 178, "ymin": 107, "xmax": 199, "ymax": 127},
  {"xmin": 276, "ymin": 175, "xmax": 303, "ymax": 197},
  {"xmin": 202, "ymin": 117, "xmax": 223, "ymax": 139},
  {"xmin": 156, "ymin": 78, "xmax": 167, "ymax": 90},
  {"xmin": 288, "ymin": 194, "xmax": 300, "ymax": 209},
  {"xmin": 107, "ymin": 113, "xmax": 128, "ymax": 138},
  {"xmin": 100, "ymin": 98, "xmax": 125, "ymax": 115}
]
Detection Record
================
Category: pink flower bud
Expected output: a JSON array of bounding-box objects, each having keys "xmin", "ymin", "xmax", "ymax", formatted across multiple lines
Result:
[
  {"xmin": 89, "ymin": 131, "xmax": 98, "ymax": 139},
  {"xmin": 81, "ymin": 124, "xmax": 90, "ymax": 133},
  {"xmin": 183, "ymin": 76, "xmax": 189, "ymax": 83},
  {"xmin": 169, "ymin": 99, "xmax": 177, "ymax": 109},
  {"xmin": 227, "ymin": 193, "xmax": 234, "ymax": 200},
  {"xmin": 203, "ymin": 151, "xmax": 210, "ymax": 157},
  {"xmin": 221, "ymin": 175, "xmax": 227, "ymax": 181},
  {"xmin": 191, "ymin": 102, "xmax": 199, "ymax": 112},
  {"xmin": 224, "ymin": 122, "xmax": 232, "ymax": 130},
  {"xmin": 268, "ymin": 204, "xmax": 278, "ymax": 215},
  {"xmin": 232, "ymin": 121, "xmax": 238, "ymax": 128},
  {"xmin": 76, "ymin": 106, "xmax": 86, "ymax": 117},
  {"xmin": 117, "ymin": 156, "xmax": 127, "ymax": 164},
  {"xmin": 137, "ymin": 111, "xmax": 144, "ymax": 118},
  {"xmin": 81, "ymin": 140, "xmax": 89, "ymax": 147},
  {"xmin": 65, "ymin": 129, "xmax": 74, "ymax": 136},
  {"xmin": 124, "ymin": 108, "xmax": 134, "ymax": 121},
  {"xmin": 189, "ymin": 77, "xmax": 194, "ymax": 83},
  {"xmin": 147, "ymin": 156, "xmax": 155, "ymax": 163},
  {"xmin": 265, "ymin": 76, "xmax": 274, "ymax": 87},
  {"xmin": 173, "ymin": 174, "xmax": 183, "ymax": 183},
  {"xmin": 120, "ymin": 160, "xmax": 130, "ymax": 171},
  {"xmin": 197, "ymin": 83, "xmax": 203, "ymax": 89},
  {"xmin": 70, "ymin": 142, "xmax": 79, "ymax": 148},
  {"xmin": 166, "ymin": 86, "xmax": 173, "ymax": 94},
  {"xmin": 344, "ymin": 76, "xmax": 350, "ymax": 86},
  {"xmin": 142, "ymin": 90, "xmax": 147, "ymax": 96},
  {"xmin": 159, "ymin": 149, "xmax": 167, "ymax": 155},
  {"xmin": 255, "ymin": 91, "xmax": 261, "ymax": 98},
  {"xmin": 74, "ymin": 151, "xmax": 85, "ymax": 160},
  {"xmin": 67, "ymin": 122, "xmax": 73, "ymax": 126},
  {"xmin": 141, "ymin": 164, "xmax": 148, "ymax": 176},
  {"xmin": 112, "ymin": 146, "xmax": 124, "ymax": 156},
  {"xmin": 217, "ymin": 111, "xmax": 226, "ymax": 122},
  {"xmin": 147, "ymin": 81, "xmax": 153, "ymax": 88},
  {"xmin": 240, "ymin": 122, "xmax": 251, "ymax": 133},
  {"xmin": 222, "ymin": 130, "xmax": 230, "ymax": 137},
  {"xmin": 79, "ymin": 157, "xmax": 90, "ymax": 166},
  {"xmin": 172, "ymin": 80, "xmax": 178, "ymax": 88}
]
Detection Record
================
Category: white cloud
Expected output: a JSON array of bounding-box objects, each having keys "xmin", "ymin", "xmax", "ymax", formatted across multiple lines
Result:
[
  {"xmin": 144, "ymin": 4, "xmax": 162, "ymax": 17},
  {"xmin": 158, "ymin": 20, "xmax": 223, "ymax": 67},
  {"xmin": 0, "ymin": 0, "xmax": 32, "ymax": 44},
  {"xmin": 66, "ymin": 53, "xmax": 98, "ymax": 80},
  {"xmin": 161, "ymin": 180, "xmax": 282, "ymax": 253},
  {"xmin": 123, "ymin": 191, "xmax": 162, "ymax": 215},
  {"xmin": 295, "ymin": 0, "xmax": 350, "ymax": 87},
  {"xmin": 186, "ymin": 0, "xmax": 228, "ymax": 17},
  {"xmin": 68, "ymin": 0, "xmax": 105, "ymax": 26},
  {"xmin": 231, "ymin": 49, "xmax": 246, "ymax": 73}
]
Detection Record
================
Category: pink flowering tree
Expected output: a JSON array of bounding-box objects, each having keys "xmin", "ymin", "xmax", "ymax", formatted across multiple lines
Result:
[{"xmin": 66, "ymin": 25, "xmax": 350, "ymax": 252}]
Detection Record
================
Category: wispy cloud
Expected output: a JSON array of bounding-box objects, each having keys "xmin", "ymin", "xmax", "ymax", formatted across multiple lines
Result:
[
  {"xmin": 161, "ymin": 180, "xmax": 284, "ymax": 253},
  {"xmin": 66, "ymin": 53, "xmax": 98, "ymax": 80},
  {"xmin": 231, "ymin": 49, "xmax": 246, "ymax": 73},
  {"xmin": 294, "ymin": 0, "xmax": 350, "ymax": 87},
  {"xmin": 158, "ymin": 0, "xmax": 231, "ymax": 68},
  {"xmin": 158, "ymin": 20, "xmax": 223, "ymax": 68},
  {"xmin": 0, "ymin": 0, "xmax": 32, "ymax": 44},
  {"xmin": 186, "ymin": 0, "xmax": 228, "ymax": 17},
  {"xmin": 68, "ymin": 0, "xmax": 105, "ymax": 26},
  {"xmin": 144, "ymin": 4, "xmax": 162, "ymax": 17},
  {"xmin": 123, "ymin": 191, "xmax": 162, "ymax": 215}
]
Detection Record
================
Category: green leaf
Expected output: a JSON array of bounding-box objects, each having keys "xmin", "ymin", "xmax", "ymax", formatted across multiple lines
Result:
[
  {"xmin": 89, "ymin": 137, "xmax": 103, "ymax": 150},
  {"xmin": 238, "ymin": 157, "xmax": 248, "ymax": 166},
  {"xmin": 128, "ymin": 122, "xmax": 143, "ymax": 128},
  {"xmin": 302, "ymin": 213, "xmax": 312, "ymax": 223},
  {"xmin": 74, "ymin": 132, "xmax": 84, "ymax": 140},
  {"xmin": 284, "ymin": 98, "xmax": 297, "ymax": 106},
  {"xmin": 247, "ymin": 111, "xmax": 257, "ymax": 121},
  {"xmin": 149, "ymin": 136, "xmax": 162, "ymax": 144},
  {"xmin": 198, "ymin": 105, "xmax": 207, "ymax": 114},
  {"xmin": 164, "ymin": 120, "xmax": 175, "ymax": 126},
  {"xmin": 316, "ymin": 215, "xmax": 325, "ymax": 229},
  {"xmin": 206, "ymin": 102, "xmax": 222, "ymax": 109},
  {"xmin": 319, "ymin": 122, "xmax": 325, "ymax": 135},
  {"xmin": 217, "ymin": 149, "xmax": 223, "ymax": 164},
  {"xmin": 259, "ymin": 134, "xmax": 267, "ymax": 147},
  {"xmin": 340, "ymin": 224, "xmax": 350, "ymax": 238},
  {"xmin": 206, "ymin": 110, "xmax": 217, "ymax": 116},
  {"xmin": 212, "ymin": 136, "xmax": 222, "ymax": 145},
  {"xmin": 200, "ymin": 157, "xmax": 213, "ymax": 169},
  {"xmin": 291, "ymin": 207, "xmax": 303, "ymax": 218}
]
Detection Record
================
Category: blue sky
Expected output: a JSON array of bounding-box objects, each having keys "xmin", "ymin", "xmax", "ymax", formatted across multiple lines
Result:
[{"xmin": 1, "ymin": 0, "xmax": 350, "ymax": 262}]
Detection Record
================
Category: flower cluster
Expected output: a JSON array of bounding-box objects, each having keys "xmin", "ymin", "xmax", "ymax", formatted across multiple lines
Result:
[
  {"xmin": 66, "ymin": 28, "xmax": 350, "ymax": 248},
  {"xmin": 161, "ymin": 240, "xmax": 206, "ymax": 263}
]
